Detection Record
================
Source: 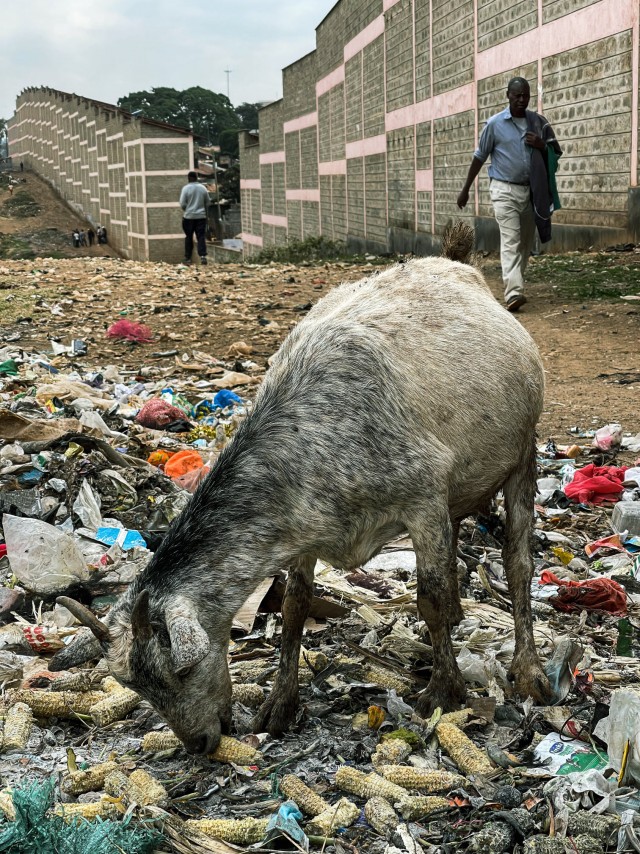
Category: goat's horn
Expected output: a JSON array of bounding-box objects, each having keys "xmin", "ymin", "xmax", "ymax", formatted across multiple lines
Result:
[{"xmin": 57, "ymin": 596, "xmax": 111, "ymax": 643}]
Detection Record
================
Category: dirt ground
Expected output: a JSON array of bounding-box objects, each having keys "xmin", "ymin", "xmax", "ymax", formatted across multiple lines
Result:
[{"xmin": 1, "ymin": 170, "xmax": 639, "ymax": 444}]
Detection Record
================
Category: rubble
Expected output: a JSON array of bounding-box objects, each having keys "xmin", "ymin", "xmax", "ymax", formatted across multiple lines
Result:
[{"xmin": 0, "ymin": 257, "xmax": 639, "ymax": 852}]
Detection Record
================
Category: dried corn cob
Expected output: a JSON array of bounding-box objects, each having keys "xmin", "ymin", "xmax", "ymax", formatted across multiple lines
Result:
[
  {"xmin": 569, "ymin": 836, "xmax": 602, "ymax": 854},
  {"xmin": 209, "ymin": 735, "xmax": 263, "ymax": 764},
  {"xmin": 50, "ymin": 672, "xmax": 92, "ymax": 693},
  {"xmin": 3, "ymin": 702, "xmax": 33, "ymax": 751},
  {"xmin": 523, "ymin": 838, "xmax": 566, "ymax": 854},
  {"xmin": 101, "ymin": 676, "xmax": 125, "ymax": 694},
  {"xmin": 103, "ymin": 770, "xmax": 132, "ymax": 799},
  {"xmin": 400, "ymin": 795, "xmax": 451, "ymax": 820},
  {"xmin": 142, "ymin": 731, "xmax": 182, "ymax": 752},
  {"xmin": 363, "ymin": 666, "xmax": 412, "ymax": 695},
  {"xmin": 307, "ymin": 797, "xmax": 360, "ymax": 835},
  {"xmin": 439, "ymin": 708, "xmax": 473, "ymax": 727},
  {"xmin": 566, "ymin": 812, "xmax": 620, "ymax": 842},
  {"xmin": 230, "ymin": 660, "xmax": 271, "ymax": 682},
  {"xmin": 129, "ymin": 769, "xmax": 169, "ymax": 806},
  {"xmin": 53, "ymin": 797, "xmax": 122, "ymax": 821},
  {"xmin": 299, "ymin": 648, "xmax": 328, "ymax": 671},
  {"xmin": 185, "ymin": 817, "xmax": 269, "ymax": 844},
  {"xmin": 90, "ymin": 687, "xmax": 140, "ymax": 726},
  {"xmin": 9, "ymin": 689, "xmax": 106, "ymax": 718},
  {"xmin": 62, "ymin": 760, "xmax": 119, "ymax": 795},
  {"xmin": 371, "ymin": 739, "xmax": 412, "ymax": 768},
  {"xmin": 280, "ymin": 774, "xmax": 329, "ymax": 816},
  {"xmin": 232, "ymin": 683, "xmax": 265, "ymax": 707},
  {"xmin": 379, "ymin": 766, "xmax": 464, "ymax": 793},
  {"xmin": 365, "ymin": 797, "xmax": 398, "ymax": 836},
  {"xmin": 470, "ymin": 821, "xmax": 513, "ymax": 853},
  {"xmin": 435, "ymin": 721, "xmax": 493, "ymax": 775},
  {"xmin": 335, "ymin": 767, "xmax": 409, "ymax": 808},
  {"xmin": 0, "ymin": 789, "xmax": 15, "ymax": 821}
]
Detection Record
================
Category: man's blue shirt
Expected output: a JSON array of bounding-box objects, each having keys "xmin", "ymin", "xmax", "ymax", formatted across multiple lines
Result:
[{"xmin": 473, "ymin": 107, "xmax": 532, "ymax": 184}]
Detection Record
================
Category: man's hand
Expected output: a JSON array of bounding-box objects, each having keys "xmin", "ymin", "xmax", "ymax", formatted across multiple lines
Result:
[
  {"xmin": 525, "ymin": 132, "xmax": 545, "ymax": 151},
  {"xmin": 457, "ymin": 188, "xmax": 469, "ymax": 209}
]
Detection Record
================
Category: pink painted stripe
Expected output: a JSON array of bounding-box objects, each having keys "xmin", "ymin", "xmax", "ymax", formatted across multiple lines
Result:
[
  {"xmin": 346, "ymin": 134, "xmax": 386, "ymax": 159},
  {"xmin": 240, "ymin": 178, "xmax": 261, "ymax": 190},
  {"xmin": 242, "ymin": 233, "xmax": 263, "ymax": 247},
  {"xmin": 316, "ymin": 65, "xmax": 345, "ymax": 97},
  {"xmin": 259, "ymin": 151, "xmax": 286, "ymax": 164},
  {"xmin": 344, "ymin": 15, "xmax": 385, "ymax": 61},
  {"xmin": 383, "ymin": 0, "xmax": 401, "ymax": 8},
  {"xmin": 477, "ymin": 0, "xmax": 635, "ymax": 78},
  {"xmin": 318, "ymin": 160, "xmax": 347, "ymax": 175},
  {"xmin": 287, "ymin": 189, "xmax": 321, "ymax": 202},
  {"xmin": 284, "ymin": 112, "xmax": 318, "ymax": 133},
  {"xmin": 415, "ymin": 170, "xmax": 433, "ymax": 192},
  {"xmin": 385, "ymin": 83, "xmax": 475, "ymax": 131},
  {"xmin": 262, "ymin": 213, "xmax": 288, "ymax": 228}
]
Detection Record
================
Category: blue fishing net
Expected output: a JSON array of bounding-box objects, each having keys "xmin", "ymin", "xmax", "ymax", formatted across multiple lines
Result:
[{"xmin": 0, "ymin": 778, "xmax": 160, "ymax": 854}]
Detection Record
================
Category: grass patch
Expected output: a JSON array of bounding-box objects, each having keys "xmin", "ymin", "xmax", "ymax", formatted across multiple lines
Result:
[
  {"xmin": 527, "ymin": 252, "xmax": 640, "ymax": 300},
  {"xmin": 1, "ymin": 190, "xmax": 40, "ymax": 218},
  {"xmin": 254, "ymin": 236, "xmax": 362, "ymax": 264},
  {"xmin": 0, "ymin": 233, "xmax": 35, "ymax": 260}
]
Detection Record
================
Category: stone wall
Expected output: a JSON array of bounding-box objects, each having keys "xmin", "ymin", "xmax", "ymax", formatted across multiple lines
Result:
[
  {"xmin": 239, "ymin": 0, "xmax": 640, "ymax": 255},
  {"xmin": 8, "ymin": 87, "xmax": 193, "ymax": 261}
]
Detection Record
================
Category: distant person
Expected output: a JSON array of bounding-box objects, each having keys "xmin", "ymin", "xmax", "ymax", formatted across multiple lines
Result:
[
  {"xmin": 179, "ymin": 171, "xmax": 210, "ymax": 265},
  {"xmin": 87, "ymin": 227, "xmax": 95, "ymax": 246},
  {"xmin": 8, "ymin": 183, "xmax": 13, "ymax": 196},
  {"xmin": 457, "ymin": 76, "xmax": 562, "ymax": 312},
  {"xmin": 72, "ymin": 228, "xmax": 80, "ymax": 248},
  {"xmin": 19, "ymin": 161, "xmax": 24, "ymax": 172},
  {"xmin": 79, "ymin": 230, "xmax": 87, "ymax": 247}
]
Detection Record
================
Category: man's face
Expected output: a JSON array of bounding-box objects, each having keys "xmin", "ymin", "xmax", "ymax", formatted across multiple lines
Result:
[{"xmin": 507, "ymin": 82, "xmax": 530, "ymax": 117}]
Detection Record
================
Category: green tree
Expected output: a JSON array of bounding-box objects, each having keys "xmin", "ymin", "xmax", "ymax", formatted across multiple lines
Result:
[
  {"xmin": 219, "ymin": 128, "xmax": 240, "ymax": 158},
  {"xmin": 117, "ymin": 87, "xmax": 240, "ymax": 145},
  {"xmin": 235, "ymin": 102, "xmax": 260, "ymax": 131},
  {"xmin": 218, "ymin": 164, "xmax": 240, "ymax": 203}
]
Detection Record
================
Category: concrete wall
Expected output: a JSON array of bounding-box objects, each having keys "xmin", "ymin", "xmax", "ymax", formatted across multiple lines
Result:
[
  {"xmin": 8, "ymin": 87, "xmax": 193, "ymax": 261},
  {"xmin": 240, "ymin": 0, "xmax": 640, "ymax": 255}
]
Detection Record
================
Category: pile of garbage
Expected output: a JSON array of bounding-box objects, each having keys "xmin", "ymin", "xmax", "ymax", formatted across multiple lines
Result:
[{"xmin": 1, "ymin": 342, "xmax": 640, "ymax": 853}]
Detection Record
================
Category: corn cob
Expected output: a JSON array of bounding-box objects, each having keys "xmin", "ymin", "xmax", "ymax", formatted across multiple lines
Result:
[
  {"xmin": 435, "ymin": 721, "xmax": 493, "ymax": 775},
  {"xmin": 280, "ymin": 774, "xmax": 329, "ymax": 816},
  {"xmin": 523, "ymin": 838, "xmax": 566, "ymax": 854},
  {"xmin": 142, "ymin": 731, "xmax": 183, "ymax": 752},
  {"xmin": 299, "ymin": 648, "xmax": 328, "ymax": 671},
  {"xmin": 50, "ymin": 672, "xmax": 92, "ymax": 693},
  {"xmin": 101, "ymin": 676, "xmax": 125, "ymax": 694},
  {"xmin": 3, "ymin": 702, "xmax": 33, "ymax": 751},
  {"xmin": 364, "ymin": 797, "xmax": 398, "ymax": 836},
  {"xmin": 371, "ymin": 739, "xmax": 412, "ymax": 768},
  {"xmin": 470, "ymin": 821, "xmax": 513, "ymax": 853},
  {"xmin": 128, "ymin": 769, "xmax": 169, "ymax": 806},
  {"xmin": 103, "ymin": 770, "xmax": 132, "ymax": 799},
  {"xmin": 399, "ymin": 795, "xmax": 451, "ymax": 821},
  {"xmin": 209, "ymin": 735, "xmax": 263, "ymax": 764},
  {"xmin": 232, "ymin": 683, "xmax": 265, "ymax": 708},
  {"xmin": 335, "ymin": 767, "xmax": 410, "ymax": 808},
  {"xmin": 0, "ymin": 788, "xmax": 15, "ymax": 821},
  {"xmin": 185, "ymin": 817, "xmax": 269, "ymax": 844},
  {"xmin": 379, "ymin": 766, "xmax": 465, "ymax": 793},
  {"xmin": 439, "ymin": 708, "xmax": 473, "ymax": 727},
  {"xmin": 62, "ymin": 760, "xmax": 119, "ymax": 794},
  {"xmin": 52, "ymin": 797, "xmax": 122, "ymax": 821},
  {"xmin": 230, "ymin": 660, "xmax": 271, "ymax": 682},
  {"xmin": 307, "ymin": 797, "xmax": 360, "ymax": 835},
  {"xmin": 9, "ymin": 689, "xmax": 106, "ymax": 718},
  {"xmin": 363, "ymin": 666, "xmax": 412, "ymax": 695},
  {"xmin": 566, "ymin": 812, "xmax": 620, "ymax": 843},
  {"xmin": 90, "ymin": 687, "xmax": 140, "ymax": 726}
]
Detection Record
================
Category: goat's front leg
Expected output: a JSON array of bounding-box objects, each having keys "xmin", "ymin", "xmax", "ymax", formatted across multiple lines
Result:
[
  {"xmin": 253, "ymin": 557, "xmax": 314, "ymax": 735},
  {"xmin": 409, "ymin": 505, "xmax": 467, "ymax": 716}
]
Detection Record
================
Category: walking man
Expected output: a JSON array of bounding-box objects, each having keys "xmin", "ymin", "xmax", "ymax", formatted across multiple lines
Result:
[
  {"xmin": 457, "ymin": 77, "xmax": 562, "ymax": 312},
  {"xmin": 179, "ymin": 171, "xmax": 210, "ymax": 266}
]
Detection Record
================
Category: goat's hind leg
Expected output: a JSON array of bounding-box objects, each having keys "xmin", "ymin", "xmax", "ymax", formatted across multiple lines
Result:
[
  {"xmin": 253, "ymin": 557, "xmax": 314, "ymax": 735},
  {"xmin": 503, "ymin": 439, "xmax": 552, "ymax": 703},
  {"xmin": 410, "ymin": 505, "xmax": 467, "ymax": 717}
]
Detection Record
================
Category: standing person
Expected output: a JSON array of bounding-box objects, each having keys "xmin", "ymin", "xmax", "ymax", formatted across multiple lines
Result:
[
  {"xmin": 79, "ymin": 230, "xmax": 87, "ymax": 247},
  {"xmin": 87, "ymin": 226, "xmax": 95, "ymax": 246},
  {"xmin": 179, "ymin": 171, "xmax": 210, "ymax": 265},
  {"xmin": 457, "ymin": 77, "xmax": 562, "ymax": 312},
  {"xmin": 72, "ymin": 228, "xmax": 80, "ymax": 248},
  {"xmin": 19, "ymin": 161, "xmax": 24, "ymax": 172}
]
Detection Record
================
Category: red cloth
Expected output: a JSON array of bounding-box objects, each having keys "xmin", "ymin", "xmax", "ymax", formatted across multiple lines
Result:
[
  {"xmin": 564, "ymin": 464, "xmax": 627, "ymax": 504},
  {"xmin": 540, "ymin": 570, "xmax": 627, "ymax": 616}
]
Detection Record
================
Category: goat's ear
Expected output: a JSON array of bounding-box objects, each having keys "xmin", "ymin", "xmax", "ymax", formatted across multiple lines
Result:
[
  {"xmin": 165, "ymin": 599, "xmax": 210, "ymax": 675},
  {"xmin": 131, "ymin": 590, "xmax": 153, "ymax": 642}
]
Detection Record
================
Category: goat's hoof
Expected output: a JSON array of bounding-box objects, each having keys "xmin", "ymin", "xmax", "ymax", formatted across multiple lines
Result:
[
  {"xmin": 509, "ymin": 661, "xmax": 553, "ymax": 704},
  {"xmin": 415, "ymin": 673, "xmax": 467, "ymax": 717},
  {"xmin": 252, "ymin": 690, "xmax": 299, "ymax": 736}
]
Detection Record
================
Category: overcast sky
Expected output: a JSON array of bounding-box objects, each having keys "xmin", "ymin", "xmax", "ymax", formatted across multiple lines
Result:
[{"xmin": 1, "ymin": 0, "xmax": 334, "ymax": 121}]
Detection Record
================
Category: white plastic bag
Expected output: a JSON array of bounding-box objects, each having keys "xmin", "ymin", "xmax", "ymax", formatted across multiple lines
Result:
[
  {"xmin": 72, "ymin": 480, "xmax": 102, "ymax": 530},
  {"xmin": 3, "ymin": 514, "xmax": 90, "ymax": 594}
]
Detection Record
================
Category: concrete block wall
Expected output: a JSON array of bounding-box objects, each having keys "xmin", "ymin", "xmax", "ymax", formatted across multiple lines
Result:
[
  {"xmin": 8, "ymin": 87, "xmax": 192, "ymax": 261},
  {"xmin": 239, "ymin": 0, "xmax": 640, "ymax": 256}
]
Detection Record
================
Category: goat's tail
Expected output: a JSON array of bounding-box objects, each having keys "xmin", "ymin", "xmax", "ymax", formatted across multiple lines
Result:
[{"xmin": 441, "ymin": 219, "xmax": 475, "ymax": 265}]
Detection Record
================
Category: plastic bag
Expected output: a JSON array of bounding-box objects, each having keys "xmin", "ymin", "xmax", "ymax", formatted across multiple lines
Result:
[
  {"xmin": 539, "ymin": 570, "xmax": 627, "ymax": 616},
  {"xmin": 592, "ymin": 422, "xmax": 622, "ymax": 451},
  {"xmin": 164, "ymin": 449, "xmax": 204, "ymax": 479},
  {"xmin": 72, "ymin": 480, "xmax": 102, "ymax": 530},
  {"xmin": 3, "ymin": 514, "xmax": 90, "ymax": 594}
]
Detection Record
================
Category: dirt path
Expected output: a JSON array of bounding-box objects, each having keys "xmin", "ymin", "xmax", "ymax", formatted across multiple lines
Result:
[{"xmin": 1, "ymin": 176, "xmax": 638, "ymax": 444}]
